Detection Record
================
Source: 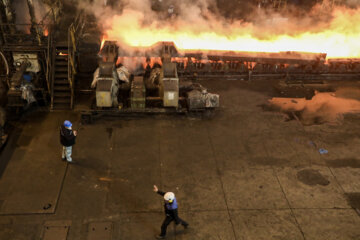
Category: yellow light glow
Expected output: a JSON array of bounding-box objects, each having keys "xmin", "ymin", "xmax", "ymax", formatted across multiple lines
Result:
[{"xmin": 103, "ymin": 7, "xmax": 360, "ymax": 59}]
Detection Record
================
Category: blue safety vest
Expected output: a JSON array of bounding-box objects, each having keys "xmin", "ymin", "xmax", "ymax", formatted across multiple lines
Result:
[{"xmin": 165, "ymin": 197, "xmax": 178, "ymax": 210}]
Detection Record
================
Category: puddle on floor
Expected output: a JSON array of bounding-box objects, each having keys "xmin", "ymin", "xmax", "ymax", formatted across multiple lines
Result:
[{"xmin": 297, "ymin": 169, "xmax": 330, "ymax": 186}]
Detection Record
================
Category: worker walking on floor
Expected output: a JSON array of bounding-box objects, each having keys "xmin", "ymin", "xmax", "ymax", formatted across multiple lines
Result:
[
  {"xmin": 60, "ymin": 120, "xmax": 77, "ymax": 163},
  {"xmin": 153, "ymin": 185, "xmax": 189, "ymax": 239}
]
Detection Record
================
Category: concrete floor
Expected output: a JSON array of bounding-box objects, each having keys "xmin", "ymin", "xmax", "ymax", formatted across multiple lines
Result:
[{"xmin": 0, "ymin": 79, "xmax": 359, "ymax": 240}]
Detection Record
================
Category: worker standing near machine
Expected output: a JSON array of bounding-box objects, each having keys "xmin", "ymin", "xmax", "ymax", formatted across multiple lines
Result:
[
  {"xmin": 60, "ymin": 120, "xmax": 77, "ymax": 163},
  {"xmin": 153, "ymin": 185, "xmax": 189, "ymax": 239}
]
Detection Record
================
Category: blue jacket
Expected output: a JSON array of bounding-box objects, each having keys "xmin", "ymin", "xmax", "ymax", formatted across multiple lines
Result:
[
  {"xmin": 165, "ymin": 197, "xmax": 178, "ymax": 210},
  {"xmin": 157, "ymin": 190, "xmax": 180, "ymax": 218}
]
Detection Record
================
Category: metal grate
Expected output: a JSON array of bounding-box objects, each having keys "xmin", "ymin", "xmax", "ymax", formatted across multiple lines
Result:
[
  {"xmin": 42, "ymin": 221, "xmax": 71, "ymax": 240},
  {"xmin": 96, "ymin": 80, "xmax": 113, "ymax": 91},
  {"xmin": 86, "ymin": 222, "xmax": 113, "ymax": 240}
]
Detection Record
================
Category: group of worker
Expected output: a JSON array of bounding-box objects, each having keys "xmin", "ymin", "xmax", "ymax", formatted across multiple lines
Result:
[{"xmin": 59, "ymin": 120, "xmax": 188, "ymax": 239}]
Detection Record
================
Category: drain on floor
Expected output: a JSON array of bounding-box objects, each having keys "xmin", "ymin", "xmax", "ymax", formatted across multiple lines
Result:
[
  {"xmin": 87, "ymin": 222, "xmax": 113, "ymax": 240},
  {"xmin": 297, "ymin": 169, "xmax": 330, "ymax": 186},
  {"xmin": 41, "ymin": 220, "xmax": 71, "ymax": 240}
]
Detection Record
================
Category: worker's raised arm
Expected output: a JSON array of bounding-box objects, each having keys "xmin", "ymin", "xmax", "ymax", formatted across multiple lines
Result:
[{"xmin": 153, "ymin": 185, "xmax": 165, "ymax": 196}]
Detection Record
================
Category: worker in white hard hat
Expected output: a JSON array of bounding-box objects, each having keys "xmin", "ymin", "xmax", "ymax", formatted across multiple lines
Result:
[{"xmin": 153, "ymin": 185, "xmax": 189, "ymax": 239}]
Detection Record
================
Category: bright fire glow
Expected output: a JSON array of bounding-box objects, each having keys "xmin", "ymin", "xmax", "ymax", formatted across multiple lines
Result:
[
  {"xmin": 100, "ymin": 36, "xmax": 106, "ymax": 50},
  {"xmin": 103, "ymin": 7, "xmax": 360, "ymax": 59}
]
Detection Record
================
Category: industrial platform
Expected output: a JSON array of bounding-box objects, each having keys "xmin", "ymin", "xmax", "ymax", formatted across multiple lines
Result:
[{"xmin": 0, "ymin": 79, "xmax": 359, "ymax": 240}]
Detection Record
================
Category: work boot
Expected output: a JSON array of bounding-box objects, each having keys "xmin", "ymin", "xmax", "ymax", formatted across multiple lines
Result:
[
  {"xmin": 183, "ymin": 223, "xmax": 189, "ymax": 229},
  {"xmin": 155, "ymin": 235, "xmax": 165, "ymax": 239}
]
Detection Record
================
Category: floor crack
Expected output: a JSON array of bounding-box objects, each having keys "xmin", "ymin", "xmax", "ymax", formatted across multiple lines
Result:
[{"xmin": 207, "ymin": 127, "xmax": 238, "ymax": 240}]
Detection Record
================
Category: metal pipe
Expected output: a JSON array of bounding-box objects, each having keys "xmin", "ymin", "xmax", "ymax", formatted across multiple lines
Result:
[
  {"xmin": 1, "ymin": 0, "xmax": 14, "ymax": 24},
  {"xmin": 26, "ymin": 0, "xmax": 36, "ymax": 26},
  {"xmin": 0, "ymin": 6, "xmax": 4, "ymax": 45},
  {"xmin": 0, "ymin": 51, "xmax": 9, "ymax": 76},
  {"xmin": 26, "ymin": 0, "xmax": 41, "ymax": 44},
  {"xmin": 1, "ymin": 0, "xmax": 16, "ymax": 34}
]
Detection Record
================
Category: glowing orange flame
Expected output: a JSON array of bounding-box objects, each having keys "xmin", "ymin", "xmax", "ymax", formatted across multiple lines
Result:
[
  {"xmin": 100, "ymin": 36, "xmax": 107, "ymax": 50},
  {"xmin": 58, "ymin": 52, "xmax": 68, "ymax": 56},
  {"xmin": 103, "ymin": 7, "xmax": 360, "ymax": 59}
]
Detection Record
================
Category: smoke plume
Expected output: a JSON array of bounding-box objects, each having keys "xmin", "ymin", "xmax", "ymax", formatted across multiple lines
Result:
[{"xmin": 76, "ymin": 0, "xmax": 360, "ymax": 59}]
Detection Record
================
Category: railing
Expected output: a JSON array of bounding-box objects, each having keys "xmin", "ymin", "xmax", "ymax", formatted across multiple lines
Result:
[
  {"xmin": 0, "ymin": 23, "xmax": 52, "ymax": 101},
  {"xmin": 0, "ymin": 4, "xmax": 60, "ymax": 109},
  {"xmin": 46, "ymin": 32, "xmax": 53, "ymax": 106},
  {"xmin": 0, "ymin": 24, "xmax": 48, "ymax": 46},
  {"xmin": 67, "ymin": 11, "xmax": 84, "ymax": 109},
  {"xmin": 68, "ymin": 23, "xmax": 76, "ymax": 109}
]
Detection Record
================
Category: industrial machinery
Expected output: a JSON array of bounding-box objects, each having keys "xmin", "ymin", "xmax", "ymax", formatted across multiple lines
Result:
[
  {"xmin": 0, "ymin": 0, "xmax": 61, "ymax": 146},
  {"xmin": 116, "ymin": 41, "xmax": 360, "ymax": 78},
  {"xmin": 0, "ymin": 1, "xmax": 60, "ymax": 111},
  {"xmin": 82, "ymin": 41, "xmax": 220, "ymax": 123},
  {"xmin": 0, "ymin": 0, "xmax": 359, "ymax": 126},
  {"xmin": 79, "ymin": 38, "xmax": 360, "ymax": 124},
  {"xmin": 0, "ymin": 0, "xmax": 95, "ymax": 146},
  {"xmin": 94, "ymin": 62, "xmax": 120, "ymax": 108}
]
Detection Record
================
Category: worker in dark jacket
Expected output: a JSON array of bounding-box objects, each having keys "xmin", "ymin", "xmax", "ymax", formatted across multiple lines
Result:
[
  {"xmin": 153, "ymin": 185, "xmax": 189, "ymax": 239},
  {"xmin": 60, "ymin": 120, "xmax": 77, "ymax": 163}
]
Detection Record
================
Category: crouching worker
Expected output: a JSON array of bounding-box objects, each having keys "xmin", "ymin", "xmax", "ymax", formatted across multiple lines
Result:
[
  {"xmin": 153, "ymin": 185, "xmax": 189, "ymax": 239},
  {"xmin": 60, "ymin": 120, "xmax": 77, "ymax": 163}
]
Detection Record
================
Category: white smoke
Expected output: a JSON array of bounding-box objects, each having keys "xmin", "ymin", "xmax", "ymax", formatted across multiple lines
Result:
[
  {"xmin": 72, "ymin": 0, "xmax": 360, "ymax": 60},
  {"xmin": 33, "ymin": 0, "xmax": 50, "ymax": 23},
  {"xmin": 79, "ymin": 0, "xmax": 360, "ymax": 40}
]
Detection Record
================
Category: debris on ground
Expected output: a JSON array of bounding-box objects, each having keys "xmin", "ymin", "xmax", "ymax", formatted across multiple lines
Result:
[{"xmin": 319, "ymin": 148, "xmax": 328, "ymax": 154}]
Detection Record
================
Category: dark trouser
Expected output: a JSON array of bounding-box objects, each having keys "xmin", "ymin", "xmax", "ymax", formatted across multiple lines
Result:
[{"xmin": 160, "ymin": 213, "xmax": 188, "ymax": 236}]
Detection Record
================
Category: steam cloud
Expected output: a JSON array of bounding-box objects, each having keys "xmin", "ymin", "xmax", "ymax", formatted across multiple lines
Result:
[{"xmin": 76, "ymin": 0, "xmax": 360, "ymax": 58}]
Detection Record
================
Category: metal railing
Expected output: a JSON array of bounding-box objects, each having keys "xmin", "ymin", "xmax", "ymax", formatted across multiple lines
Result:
[
  {"xmin": 46, "ymin": 32, "xmax": 53, "ymax": 102},
  {"xmin": 0, "ymin": 23, "xmax": 48, "ymax": 46},
  {"xmin": 68, "ymin": 23, "xmax": 76, "ymax": 109},
  {"xmin": 67, "ymin": 11, "xmax": 84, "ymax": 109}
]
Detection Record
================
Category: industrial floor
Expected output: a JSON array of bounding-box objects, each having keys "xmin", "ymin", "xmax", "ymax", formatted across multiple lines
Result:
[{"xmin": 0, "ymin": 79, "xmax": 360, "ymax": 240}]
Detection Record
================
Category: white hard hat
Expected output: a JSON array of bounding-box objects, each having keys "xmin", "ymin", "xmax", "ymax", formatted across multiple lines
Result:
[{"xmin": 164, "ymin": 192, "xmax": 175, "ymax": 201}]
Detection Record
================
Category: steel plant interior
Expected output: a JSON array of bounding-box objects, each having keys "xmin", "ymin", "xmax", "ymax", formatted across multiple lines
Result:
[{"xmin": 0, "ymin": 0, "xmax": 360, "ymax": 240}]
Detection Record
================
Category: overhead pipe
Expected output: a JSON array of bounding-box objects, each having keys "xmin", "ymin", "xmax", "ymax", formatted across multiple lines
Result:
[
  {"xmin": 0, "ymin": 51, "xmax": 9, "ymax": 76},
  {"xmin": 0, "ymin": 6, "xmax": 4, "ymax": 45},
  {"xmin": 26, "ymin": 0, "xmax": 41, "ymax": 44},
  {"xmin": 13, "ymin": 0, "xmax": 51, "ymax": 44},
  {"xmin": 1, "ymin": 0, "xmax": 14, "ymax": 23},
  {"xmin": 26, "ymin": 0, "xmax": 36, "ymax": 28},
  {"xmin": 1, "ymin": 0, "xmax": 16, "ymax": 34}
]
